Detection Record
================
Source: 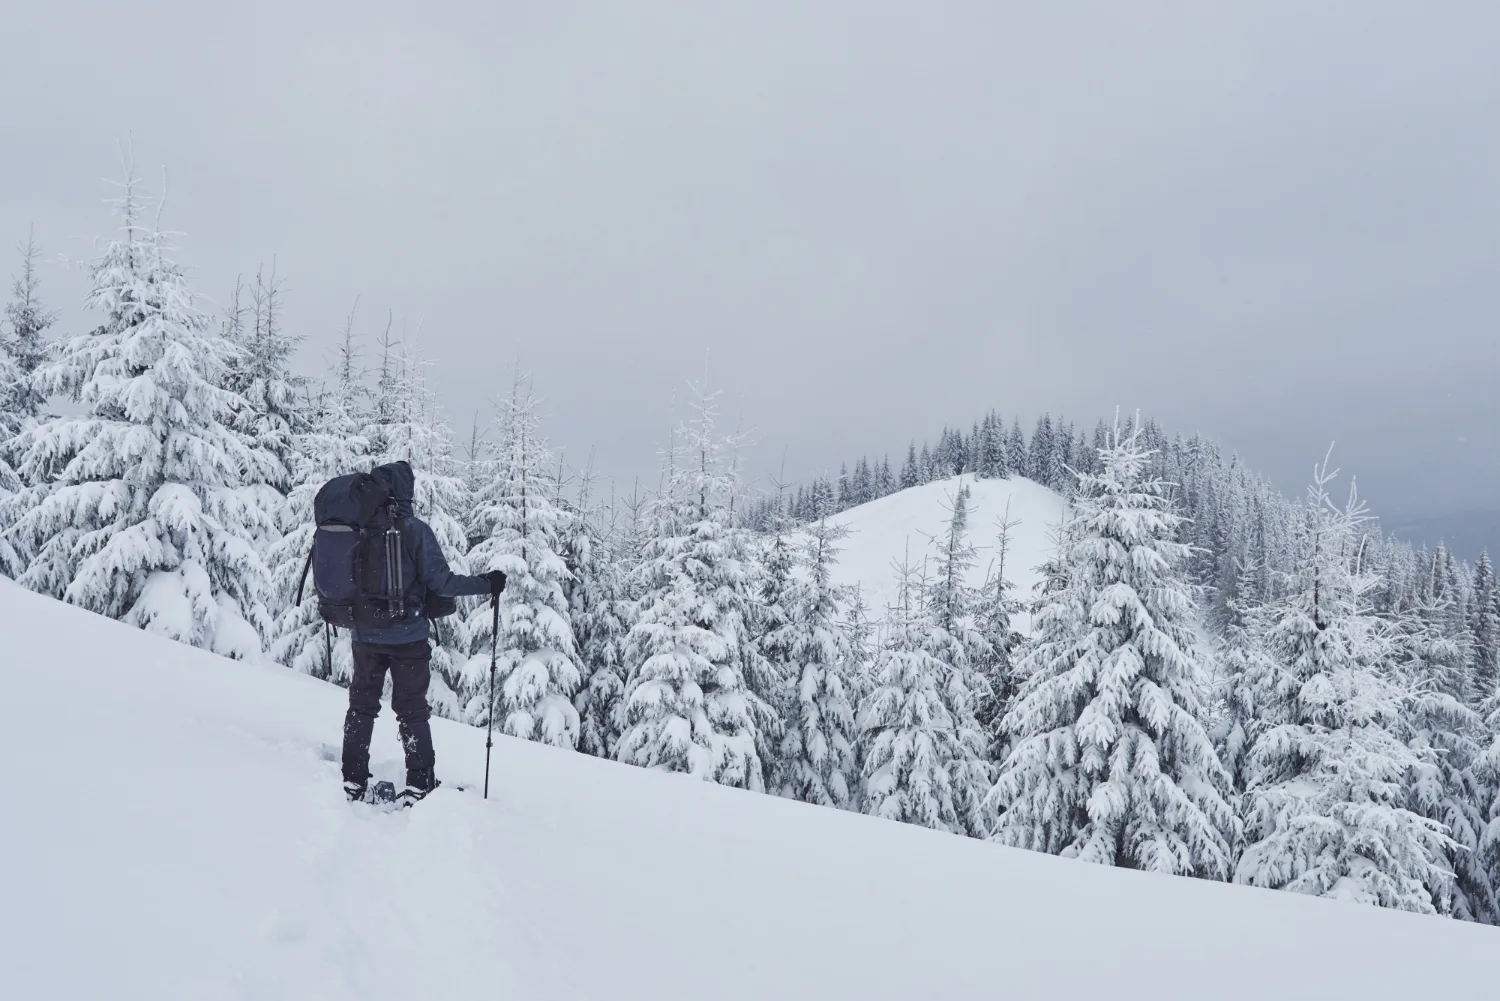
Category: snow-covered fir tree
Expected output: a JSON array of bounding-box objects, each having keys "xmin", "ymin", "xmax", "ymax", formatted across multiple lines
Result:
[
  {"xmin": 3, "ymin": 227, "xmax": 56, "ymax": 424},
  {"xmin": 0, "ymin": 229, "xmax": 57, "ymax": 575},
  {"xmin": 1406, "ymin": 544, "xmax": 1473, "ymax": 706},
  {"xmin": 900, "ymin": 442, "xmax": 920, "ymax": 490},
  {"xmin": 843, "ymin": 582, "xmax": 877, "ymax": 722},
  {"xmin": 463, "ymin": 373, "xmax": 581, "ymax": 745},
  {"xmin": 1390, "ymin": 564, "xmax": 1496, "ymax": 922},
  {"xmin": 1399, "ymin": 651, "xmax": 1497, "ymax": 923},
  {"xmin": 568, "ymin": 462, "xmax": 632, "ymax": 759},
  {"xmin": 752, "ymin": 478, "xmax": 802, "ymax": 789},
  {"xmin": 222, "ymin": 265, "xmax": 304, "ymax": 493},
  {"xmin": 988, "ymin": 422, "xmax": 1234, "ymax": 877},
  {"xmin": 8, "ymin": 174, "xmax": 282, "ymax": 657},
  {"xmin": 614, "ymin": 384, "xmax": 774, "ymax": 789},
  {"xmin": 459, "ymin": 412, "xmax": 496, "ymax": 549},
  {"xmin": 858, "ymin": 545, "xmax": 988, "ymax": 835},
  {"xmin": 770, "ymin": 516, "xmax": 861, "ymax": 810},
  {"xmin": 571, "ymin": 518, "xmax": 631, "ymax": 758},
  {"xmin": 1212, "ymin": 559, "xmax": 1281, "ymax": 800},
  {"xmin": 1235, "ymin": 455, "xmax": 1453, "ymax": 913},
  {"xmin": 1471, "ymin": 551, "xmax": 1500, "ymax": 709},
  {"xmin": 0, "ymin": 364, "xmax": 22, "ymax": 576},
  {"xmin": 974, "ymin": 501, "xmax": 1025, "ymax": 760},
  {"xmin": 919, "ymin": 481, "xmax": 995, "ymax": 835}
]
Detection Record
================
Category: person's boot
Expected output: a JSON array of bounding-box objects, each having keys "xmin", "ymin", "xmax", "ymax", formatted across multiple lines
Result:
[
  {"xmin": 343, "ymin": 779, "xmax": 367, "ymax": 803},
  {"xmin": 397, "ymin": 767, "xmax": 439, "ymax": 808}
]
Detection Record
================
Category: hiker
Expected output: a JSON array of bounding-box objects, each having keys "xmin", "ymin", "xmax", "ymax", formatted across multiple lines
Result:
[{"xmin": 333, "ymin": 460, "xmax": 505, "ymax": 806}]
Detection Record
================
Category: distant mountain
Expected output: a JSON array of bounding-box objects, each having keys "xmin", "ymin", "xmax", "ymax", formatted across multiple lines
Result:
[
  {"xmin": 823, "ymin": 474, "xmax": 1065, "ymax": 630},
  {"xmin": 1385, "ymin": 510, "xmax": 1500, "ymax": 562}
]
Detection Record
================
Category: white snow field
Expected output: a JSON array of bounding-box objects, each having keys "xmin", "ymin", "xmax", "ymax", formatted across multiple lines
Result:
[
  {"xmin": 3, "ymin": 577, "xmax": 1497, "ymax": 1000},
  {"xmin": 826, "ymin": 474, "xmax": 1065, "ymax": 625}
]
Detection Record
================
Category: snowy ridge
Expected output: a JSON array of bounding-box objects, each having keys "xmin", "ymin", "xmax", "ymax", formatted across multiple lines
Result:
[
  {"xmin": 825, "ymin": 474, "xmax": 1064, "ymax": 625},
  {"xmin": 3, "ymin": 578, "xmax": 1495, "ymax": 1000}
]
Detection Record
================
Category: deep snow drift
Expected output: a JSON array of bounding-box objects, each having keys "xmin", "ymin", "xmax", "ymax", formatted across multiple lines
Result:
[
  {"xmin": 2, "ymin": 580, "xmax": 1496, "ymax": 999},
  {"xmin": 825, "ymin": 474, "xmax": 1065, "ymax": 627}
]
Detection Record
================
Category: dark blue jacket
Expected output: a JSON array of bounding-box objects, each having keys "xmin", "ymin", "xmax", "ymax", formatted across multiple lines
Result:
[{"xmin": 353, "ymin": 461, "xmax": 490, "ymax": 645}]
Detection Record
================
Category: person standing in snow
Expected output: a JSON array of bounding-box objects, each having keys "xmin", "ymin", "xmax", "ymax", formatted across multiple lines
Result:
[{"xmin": 341, "ymin": 461, "xmax": 506, "ymax": 806}]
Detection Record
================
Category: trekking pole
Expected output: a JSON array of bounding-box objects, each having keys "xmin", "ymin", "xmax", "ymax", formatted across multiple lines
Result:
[{"xmin": 483, "ymin": 592, "xmax": 499, "ymax": 799}]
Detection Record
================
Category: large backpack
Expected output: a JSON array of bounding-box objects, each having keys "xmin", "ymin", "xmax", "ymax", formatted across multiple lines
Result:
[{"xmin": 294, "ymin": 471, "xmax": 456, "ymax": 627}]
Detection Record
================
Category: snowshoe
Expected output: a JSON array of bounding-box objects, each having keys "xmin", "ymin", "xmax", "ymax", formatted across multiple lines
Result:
[
  {"xmin": 397, "ymin": 778, "xmax": 440, "ymax": 809},
  {"xmin": 343, "ymin": 780, "xmax": 366, "ymax": 803},
  {"xmin": 370, "ymin": 780, "xmax": 397, "ymax": 805}
]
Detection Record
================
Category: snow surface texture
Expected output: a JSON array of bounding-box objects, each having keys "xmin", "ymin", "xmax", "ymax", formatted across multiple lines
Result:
[
  {"xmin": 3, "ymin": 578, "xmax": 1496, "ymax": 999},
  {"xmin": 826, "ymin": 474, "xmax": 1063, "ymax": 629}
]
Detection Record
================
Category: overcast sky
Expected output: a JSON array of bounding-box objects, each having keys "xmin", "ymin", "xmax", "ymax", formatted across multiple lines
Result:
[{"xmin": 2, "ymin": 0, "xmax": 1497, "ymax": 529}]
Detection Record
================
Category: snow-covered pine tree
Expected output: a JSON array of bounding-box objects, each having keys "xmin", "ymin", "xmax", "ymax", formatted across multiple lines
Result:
[
  {"xmin": 844, "ymin": 582, "xmax": 876, "ymax": 718},
  {"xmin": 989, "ymin": 414, "xmax": 1010, "ymax": 479},
  {"xmin": 1471, "ymin": 552, "xmax": 1500, "ymax": 708},
  {"xmin": 1414, "ymin": 543, "xmax": 1473, "ymax": 706},
  {"xmin": 1073, "ymin": 427, "xmax": 1093, "ymax": 479},
  {"xmin": 1007, "ymin": 418, "xmax": 1026, "ymax": 480},
  {"xmin": 3, "ymin": 227, "xmax": 56, "ymax": 423},
  {"xmin": 614, "ymin": 383, "xmax": 773, "ymax": 789},
  {"xmin": 1397, "ymin": 611, "xmax": 1497, "ymax": 923},
  {"xmin": 877, "ymin": 455, "xmax": 895, "ymax": 497},
  {"xmin": 852, "ymin": 457, "xmax": 872, "ymax": 506},
  {"xmin": 1046, "ymin": 420, "xmax": 1071, "ymax": 491},
  {"xmin": 463, "ymin": 372, "xmax": 581, "ymax": 745},
  {"xmin": 568, "ymin": 460, "xmax": 632, "ymax": 759},
  {"xmin": 806, "ymin": 474, "xmax": 835, "ymax": 522},
  {"xmin": 459, "ymin": 412, "xmax": 496, "ymax": 549},
  {"xmin": 267, "ymin": 307, "xmax": 372, "ymax": 680},
  {"xmin": 9, "ymin": 172, "xmax": 281, "ymax": 657},
  {"xmin": 1028, "ymin": 414, "xmax": 1053, "ymax": 487},
  {"xmin": 0, "ymin": 352, "xmax": 21, "ymax": 577},
  {"xmin": 222, "ymin": 264, "xmax": 304, "ymax": 495},
  {"xmin": 1475, "ymin": 728, "xmax": 1500, "ymax": 922},
  {"xmin": 0, "ymin": 228, "xmax": 58, "ymax": 575},
  {"xmin": 988, "ymin": 422, "xmax": 1234, "ymax": 877},
  {"xmin": 571, "ymin": 510, "xmax": 631, "ymax": 758},
  {"xmin": 771, "ymin": 516, "xmax": 861, "ymax": 810},
  {"xmin": 1401, "ymin": 556, "xmax": 1471, "ymax": 710},
  {"xmin": 858, "ymin": 543, "xmax": 987, "ymax": 834},
  {"xmin": 975, "ymin": 500, "xmax": 1025, "ymax": 761},
  {"xmin": 900, "ymin": 442, "xmax": 919, "ymax": 490},
  {"xmin": 754, "ymin": 480, "xmax": 800, "ymax": 791},
  {"xmin": 920, "ymin": 481, "xmax": 995, "ymax": 835},
  {"xmin": 1235, "ymin": 454, "xmax": 1453, "ymax": 913},
  {"xmin": 1212, "ymin": 559, "xmax": 1280, "ymax": 799}
]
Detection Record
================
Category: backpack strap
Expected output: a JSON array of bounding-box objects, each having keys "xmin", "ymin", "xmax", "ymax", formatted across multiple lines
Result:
[
  {"xmin": 384, "ymin": 508, "xmax": 405, "ymax": 618},
  {"xmin": 294, "ymin": 544, "xmax": 315, "ymax": 607}
]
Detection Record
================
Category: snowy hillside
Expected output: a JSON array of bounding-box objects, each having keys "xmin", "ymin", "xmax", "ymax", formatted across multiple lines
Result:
[
  {"xmin": 826, "ymin": 474, "xmax": 1065, "ymax": 625},
  {"xmin": 3, "ymin": 579, "xmax": 1496, "ymax": 1000}
]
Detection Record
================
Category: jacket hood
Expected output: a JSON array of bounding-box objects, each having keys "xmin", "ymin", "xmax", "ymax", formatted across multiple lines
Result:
[{"xmin": 370, "ymin": 461, "xmax": 416, "ymax": 511}]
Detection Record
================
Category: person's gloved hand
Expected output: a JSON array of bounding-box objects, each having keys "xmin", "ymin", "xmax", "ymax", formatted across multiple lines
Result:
[{"xmin": 486, "ymin": 570, "xmax": 507, "ymax": 596}]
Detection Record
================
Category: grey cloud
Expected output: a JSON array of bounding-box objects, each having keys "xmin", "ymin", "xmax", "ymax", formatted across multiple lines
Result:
[{"xmin": 2, "ymin": 0, "xmax": 1496, "ymax": 537}]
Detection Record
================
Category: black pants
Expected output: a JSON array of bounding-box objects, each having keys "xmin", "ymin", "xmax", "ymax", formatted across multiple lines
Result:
[{"xmin": 341, "ymin": 639, "xmax": 435, "ymax": 789}]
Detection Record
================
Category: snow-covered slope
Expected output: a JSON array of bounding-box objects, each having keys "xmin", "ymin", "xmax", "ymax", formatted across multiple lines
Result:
[
  {"xmin": 827, "ymin": 475, "xmax": 1065, "ymax": 624},
  {"xmin": 3, "ymin": 579, "xmax": 1495, "ymax": 1000}
]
